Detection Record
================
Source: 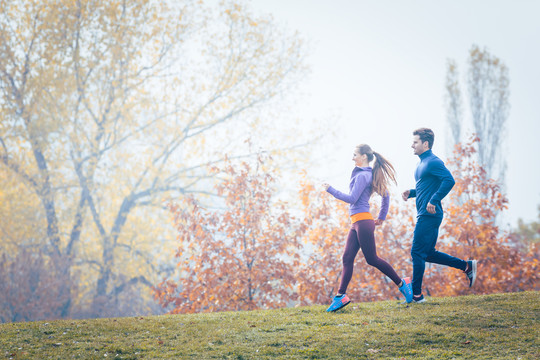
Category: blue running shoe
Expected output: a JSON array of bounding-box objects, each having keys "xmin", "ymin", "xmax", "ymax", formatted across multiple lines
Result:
[
  {"xmin": 326, "ymin": 294, "xmax": 351, "ymax": 312},
  {"xmin": 399, "ymin": 277, "xmax": 413, "ymax": 303}
]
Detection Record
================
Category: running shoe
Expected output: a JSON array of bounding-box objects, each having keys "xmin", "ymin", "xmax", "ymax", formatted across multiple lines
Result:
[
  {"xmin": 412, "ymin": 294, "xmax": 426, "ymax": 303},
  {"xmin": 326, "ymin": 294, "xmax": 351, "ymax": 312},
  {"xmin": 465, "ymin": 259, "xmax": 477, "ymax": 288},
  {"xmin": 398, "ymin": 277, "xmax": 413, "ymax": 303}
]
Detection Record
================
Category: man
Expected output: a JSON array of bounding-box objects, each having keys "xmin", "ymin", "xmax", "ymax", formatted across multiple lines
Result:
[{"xmin": 402, "ymin": 128, "xmax": 477, "ymax": 303}]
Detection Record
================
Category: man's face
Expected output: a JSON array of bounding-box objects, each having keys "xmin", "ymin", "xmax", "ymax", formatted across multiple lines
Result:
[{"xmin": 412, "ymin": 135, "xmax": 428, "ymax": 155}]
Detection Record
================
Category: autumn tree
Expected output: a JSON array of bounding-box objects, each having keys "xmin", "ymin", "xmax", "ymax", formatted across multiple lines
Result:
[
  {"xmin": 154, "ymin": 157, "xmax": 304, "ymax": 313},
  {"xmin": 512, "ymin": 206, "xmax": 540, "ymax": 245},
  {"xmin": 0, "ymin": 0, "xmax": 306, "ymax": 320},
  {"xmin": 294, "ymin": 177, "xmax": 349, "ymax": 305},
  {"xmin": 508, "ymin": 207, "xmax": 540, "ymax": 291}
]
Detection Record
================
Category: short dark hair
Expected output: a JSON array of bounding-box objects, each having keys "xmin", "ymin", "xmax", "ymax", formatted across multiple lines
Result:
[{"xmin": 413, "ymin": 128, "xmax": 434, "ymax": 149}]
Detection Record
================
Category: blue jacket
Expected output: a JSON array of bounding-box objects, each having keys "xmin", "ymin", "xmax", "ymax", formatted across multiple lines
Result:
[{"xmin": 408, "ymin": 150, "xmax": 455, "ymax": 218}]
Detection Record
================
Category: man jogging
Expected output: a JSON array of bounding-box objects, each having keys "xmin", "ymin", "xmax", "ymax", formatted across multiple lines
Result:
[{"xmin": 402, "ymin": 128, "xmax": 477, "ymax": 303}]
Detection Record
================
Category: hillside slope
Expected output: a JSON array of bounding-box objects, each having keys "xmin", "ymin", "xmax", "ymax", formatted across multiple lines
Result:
[{"xmin": 1, "ymin": 291, "xmax": 538, "ymax": 359}]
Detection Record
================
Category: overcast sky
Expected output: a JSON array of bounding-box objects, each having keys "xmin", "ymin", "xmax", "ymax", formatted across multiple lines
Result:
[{"xmin": 247, "ymin": 0, "xmax": 540, "ymax": 226}]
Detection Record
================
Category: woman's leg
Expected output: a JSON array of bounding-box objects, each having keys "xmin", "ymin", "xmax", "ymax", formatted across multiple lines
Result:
[
  {"xmin": 337, "ymin": 227, "xmax": 361, "ymax": 295},
  {"xmin": 355, "ymin": 220, "xmax": 402, "ymax": 286}
]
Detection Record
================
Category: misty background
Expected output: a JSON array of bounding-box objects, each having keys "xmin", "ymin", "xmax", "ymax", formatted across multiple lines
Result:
[{"xmin": 247, "ymin": 0, "xmax": 540, "ymax": 226}]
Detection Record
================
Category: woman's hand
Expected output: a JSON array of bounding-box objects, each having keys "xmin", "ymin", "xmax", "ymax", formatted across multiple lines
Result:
[
  {"xmin": 322, "ymin": 183, "xmax": 330, "ymax": 191},
  {"xmin": 402, "ymin": 190, "xmax": 410, "ymax": 201},
  {"xmin": 374, "ymin": 219, "xmax": 384, "ymax": 226}
]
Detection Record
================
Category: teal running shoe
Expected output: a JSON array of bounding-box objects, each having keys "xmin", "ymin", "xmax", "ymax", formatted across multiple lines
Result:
[
  {"xmin": 326, "ymin": 294, "xmax": 351, "ymax": 312},
  {"xmin": 398, "ymin": 277, "xmax": 413, "ymax": 303}
]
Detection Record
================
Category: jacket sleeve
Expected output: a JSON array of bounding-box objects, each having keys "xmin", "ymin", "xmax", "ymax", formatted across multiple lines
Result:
[
  {"xmin": 429, "ymin": 159, "xmax": 455, "ymax": 204},
  {"xmin": 326, "ymin": 173, "xmax": 368, "ymax": 204},
  {"xmin": 378, "ymin": 192, "xmax": 390, "ymax": 220},
  {"xmin": 408, "ymin": 189, "xmax": 416, "ymax": 198}
]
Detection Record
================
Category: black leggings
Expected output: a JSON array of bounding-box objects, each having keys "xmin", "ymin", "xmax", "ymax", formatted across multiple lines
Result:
[{"xmin": 338, "ymin": 219, "xmax": 401, "ymax": 294}]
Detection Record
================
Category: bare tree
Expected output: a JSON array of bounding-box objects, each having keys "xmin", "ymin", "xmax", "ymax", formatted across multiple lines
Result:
[
  {"xmin": 444, "ymin": 45, "xmax": 510, "ymax": 190},
  {"xmin": 467, "ymin": 45, "xmax": 510, "ymax": 186},
  {"xmin": 444, "ymin": 59, "xmax": 463, "ymax": 157}
]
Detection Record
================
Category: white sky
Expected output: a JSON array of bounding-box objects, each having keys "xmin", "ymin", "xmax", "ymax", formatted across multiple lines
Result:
[{"xmin": 247, "ymin": 0, "xmax": 540, "ymax": 226}]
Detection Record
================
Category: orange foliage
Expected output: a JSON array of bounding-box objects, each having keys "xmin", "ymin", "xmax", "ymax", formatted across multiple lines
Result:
[
  {"xmin": 154, "ymin": 156, "xmax": 304, "ymax": 313},
  {"xmin": 156, "ymin": 138, "xmax": 538, "ymax": 314},
  {"xmin": 294, "ymin": 175, "xmax": 349, "ymax": 305}
]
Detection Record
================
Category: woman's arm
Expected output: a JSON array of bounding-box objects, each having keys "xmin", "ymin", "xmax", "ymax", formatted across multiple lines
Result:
[
  {"xmin": 326, "ymin": 173, "xmax": 368, "ymax": 204},
  {"xmin": 378, "ymin": 192, "xmax": 390, "ymax": 220}
]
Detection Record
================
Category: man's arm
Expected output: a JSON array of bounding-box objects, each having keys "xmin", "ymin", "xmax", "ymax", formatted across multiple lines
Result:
[
  {"xmin": 429, "ymin": 159, "xmax": 455, "ymax": 205},
  {"xmin": 402, "ymin": 189, "xmax": 416, "ymax": 201}
]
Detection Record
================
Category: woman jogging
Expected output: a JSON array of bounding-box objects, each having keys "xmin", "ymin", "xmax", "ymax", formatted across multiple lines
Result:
[{"xmin": 323, "ymin": 144, "xmax": 413, "ymax": 312}]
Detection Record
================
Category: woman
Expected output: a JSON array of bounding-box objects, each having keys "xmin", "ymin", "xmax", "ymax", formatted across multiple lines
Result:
[{"xmin": 323, "ymin": 144, "xmax": 413, "ymax": 312}]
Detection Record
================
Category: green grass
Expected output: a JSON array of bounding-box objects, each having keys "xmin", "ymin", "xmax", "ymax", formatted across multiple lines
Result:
[{"xmin": 1, "ymin": 292, "xmax": 538, "ymax": 359}]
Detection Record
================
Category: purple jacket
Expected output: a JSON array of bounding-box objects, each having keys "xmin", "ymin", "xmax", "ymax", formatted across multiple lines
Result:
[{"xmin": 326, "ymin": 167, "xmax": 390, "ymax": 220}]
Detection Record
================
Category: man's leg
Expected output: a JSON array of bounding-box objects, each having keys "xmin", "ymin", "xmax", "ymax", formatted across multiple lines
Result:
[
  {"xmin": 425, "ymin": 250, "xmax": 467, "ymax": 271},
  {"xmin": 424, "ymin": 223, "xmax": 475, "ymax": 287},
  {"xmin": 423, "ymin": 217, "xmax": 467, "ymax": 271},
  {"xmin": 411, "ymin": 216, "xmax": 442, "ymax": 296}
]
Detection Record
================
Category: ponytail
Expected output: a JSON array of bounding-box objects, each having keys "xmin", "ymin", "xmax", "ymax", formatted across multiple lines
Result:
[{"xmin": 371, "ymin": 151, "xmax": 397, "ymax": 196}]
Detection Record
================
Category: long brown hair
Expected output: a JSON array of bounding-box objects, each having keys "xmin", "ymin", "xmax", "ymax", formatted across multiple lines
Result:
[{"xmin": 355, "ymin": 144, "xmax": 397, "ymax": 196}]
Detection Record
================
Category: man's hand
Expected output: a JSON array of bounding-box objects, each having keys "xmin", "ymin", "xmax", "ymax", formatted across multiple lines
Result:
[
  {"xmin": 374, "ymin": 219, "xmax": 384, "ymax": 226},
  {"xmin": 402, "ymin": 190, "xmax": 410, "ymax": 201},
  {"xmin": 426, "ymin": 203, "xmax": 436, "ymax": 214}
]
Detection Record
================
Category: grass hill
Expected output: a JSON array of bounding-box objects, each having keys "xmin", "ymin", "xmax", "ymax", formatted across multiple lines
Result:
[{"xmin": 1, "ymin": 291, "xmax": 538, "ymax": 359}]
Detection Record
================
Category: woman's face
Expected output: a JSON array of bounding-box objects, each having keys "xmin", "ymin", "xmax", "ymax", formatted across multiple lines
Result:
[{"xmin": 352, "ymin": 149, "xmax": 366, "ymax": 167}]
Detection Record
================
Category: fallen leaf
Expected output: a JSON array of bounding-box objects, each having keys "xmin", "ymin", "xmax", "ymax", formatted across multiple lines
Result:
[
  {"xmin": 367, "ymin": 349, "xmax": 379, "ymax": 354},
  {"xmin": 464, "ymin": 340, "xmax": 472, "ymax": 344}
]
